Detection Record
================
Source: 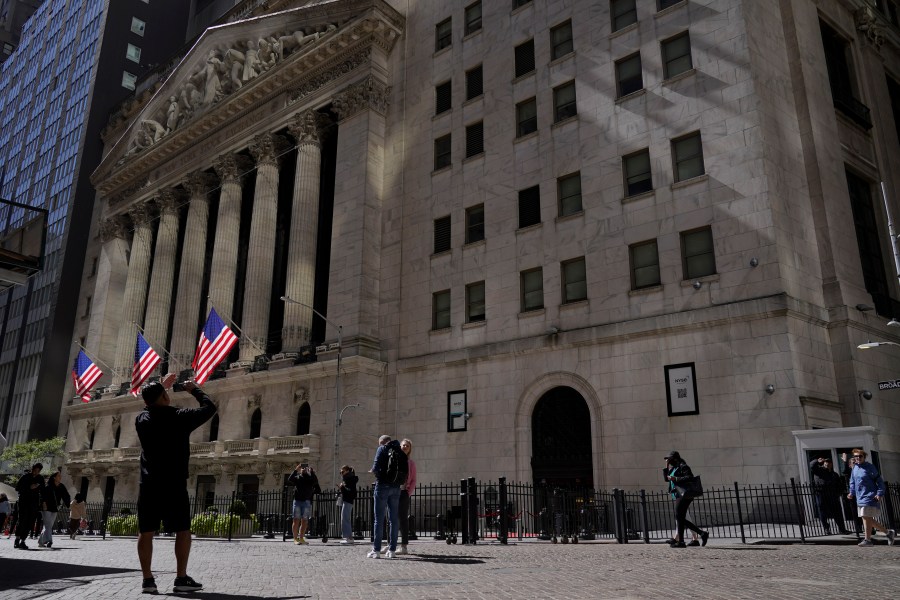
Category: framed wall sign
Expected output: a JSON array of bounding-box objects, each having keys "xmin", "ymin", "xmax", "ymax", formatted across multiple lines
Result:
[
  {"xmin": 448, "ymin": 390, "xmax": 467, "ymax": 432},
  {"xmin": 665, "ymin": 362, "xmax": 699, "ymax": 416}
]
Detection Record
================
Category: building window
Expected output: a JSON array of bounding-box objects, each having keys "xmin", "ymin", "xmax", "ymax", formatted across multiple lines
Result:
[
  {"xmin": 82, "ymin": 296, "xmax": 92, "ymax": 318},
  {"xmin": 553, "ymin": 81, "xmax": 577, "ymax": 122},
  {"xmin": 515, "ymin": 39, "xmax": 535, "ymax": 77},
  {"xmin": 249, "ymin": 408, "xmax": 262, "ymax": 439},
  {"xmin": 435, "ymin": 81, "xmax": 451, "ymax": 115},
  {"xmin": 466, "ymin": 121, "xmax": 484, "ymax": 158},
  {"xmin": 436, "ymin": 18, "xmax": 452, "ymax": 51},
  {"xmin": 550, "ymin": 20, "xmax": 574, "ymax": 60},
  {"xmin": 518, "ymin": 185, "xmax": 541, "ymax": 228},
  {"xmin": 434, "ymin": 134, "xmax": 451, "ymax": 170},
  {"xmin": 513, "ymin": 0, "xmax": 533, "ymax": 8},
  {"xmin": 887, "ymin": 76, "xmax": 900, "ymax": 149},
  {"xmin": 846, "ymin": 170, "xmax": 893, "ymax": 316},
  {"xmin": 114, "ymin": 426, "xmax": 121, "ymax": 448},
  {"xmin": 433, "ymin": 290, "xmax": 451, "ymax": 329},
  {"xmin": 434, "ymin": 215, "xmax": 451, "ymax": 253},
  {"xmin": 466, "ymin": 281, "xmax": 486, "ymax": 322},
  {"xmin": 623, "ymin": 149, "xmax": 652, "ymax": 196},
  {"xmin": 466, "ymin": 65, "xmax": 483, "ymax": 100},
  {"xmin": 662, "ymin": 33, "xmax": 692, "ymax": 79},
  {"xmin": 296, "ymin": 402, "xmax": 311, "ymax": 435},
  {"xmin": 658, "ymin": 0, "xmax": 681, "ymax": 10},
  {"xmin": 466, "ymin": 204, "xmax": 485, "ymax": 244},
  {"xmin": 615, "ymin": 53, "xmax": 643, "ymax": 97},
  {"xmin": 516, "ymin": 97, "xmax": 537, "ymax": 137},
  {"xmin": 209, "ymin": 414, "xmax": 219, "ymax": 441},
  {"xmin": 557, "ymin": 172, "xmax": 582, "ymax": 216},
  {"xmin": 820, "ymin": 21, "xmax": 872, "ymax": 129},
  {"xmin": 672, "ymin": 132, "xmax": 705, "ymax": 182},
  {"xmin": 521, "ymin": 268, "xmax": 544, "ymax": 312},
  {"xmin": 126, "ymin": 43, "xmax": 141, "ymax": 63},
  {"xmin": 630, "ymin": 240, "xmax": 660, "ymax": 289},
  {"xmin": 2, "ymin": 43, "xmax": 13, "ymax": 56},
  {"xmin": 562, "ymin": 257, "xmax": 587, "ymax": 303},
  {"xmin": 89, "ymin": 257, "xmax": 98, "ymax": 277},
  {"xmin": 681, "ymin": 227, "xmax": 716, "ymax": 279},
  {"xmin": 465, "ymin": 1, "xmax": 482, "ymax": 35},
  {"xmin": 122, "ymin": 71, "xmax": 137, "ymax": 90},
  {"xmin": 131, "ymin": 17, "xmax": 146, "ymax": 36},
  {"xmin": 611, "ymin": 0, "xmax": 637, "ymax": 32}
]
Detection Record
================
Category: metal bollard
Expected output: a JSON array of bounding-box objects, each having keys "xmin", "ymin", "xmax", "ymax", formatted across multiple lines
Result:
[
  {"xmin": 434, "ymin": 513, "xmax": 446, "ymax": 540},
  {"xmin": 264, "ymin": 514, "xmax": 275, "ymax": 539},
  {"xmin": 498, "ymin": 477, "xmax": 508, "ymax": 544},
  {"xmin": 460, "ymin": 479, "xmax": 469, "ymax": 545},
  {"xmin": 467, "ymin": 477, "xmax": 478, "ymax": 544}
]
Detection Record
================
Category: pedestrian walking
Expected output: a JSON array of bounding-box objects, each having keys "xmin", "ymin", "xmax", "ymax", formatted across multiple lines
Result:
[
  {"xmin": 338, "ymin": 465, "xmax": 358, "ymax": 544},
  {"xmin": 367, "ymin": 435, "xmax": 406, "ymax": 559},
  {"xmin": 288, "ymin": 463, "xmax": 320, "ymax": 545},
  {"xmin": 135, "ymin": 373, "xmax": 216, "ymax": 594},
  {"xmin": 809, "ymin": 457, "xmax": 849, "ymax": 534},
  {"xmin": 38, "ymin": 471, "xmax": 70, "ymax": 548},
  {"xmin": 69, "ymin": 493, "xmax": 86, "ymax": 539},
  {"xmin": 664, "ymin": 451, "xmax": 709, "ymax": 548},
  {"xmin": 847, "ymin": 448, "xmax": 896, "ymax": 546},
  {"xmin": 13, "ymin": 463, "xmax": 44, "ymax": 550},
  {"xmin": 0, "ymin": 493, "xmax": 10, "ymax": 536},
  {"xmin": 398, "ymin": 438, "xmax": 417, "ymax": 555}
]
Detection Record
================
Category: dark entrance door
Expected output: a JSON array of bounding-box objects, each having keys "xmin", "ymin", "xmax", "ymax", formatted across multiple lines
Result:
[{"xmin": 531, "ymin": 386, "xmax": 593, "ymax": 487}]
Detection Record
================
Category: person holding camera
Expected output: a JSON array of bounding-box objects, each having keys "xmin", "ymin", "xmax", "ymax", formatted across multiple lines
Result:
[
  {"xmin": 135, "ymin": 373, "xmax": 216, "ymax": 594},
  {"xmin": 288, "ymin": 463, "xmax": 320, "ymax": 545},
  {"xmin": 664, "ymin": 450, "xmax": 709, "ymax": 548},
  {"xmin": 809, "ymin": 456, "xmax": 849, "ymax": 535}
]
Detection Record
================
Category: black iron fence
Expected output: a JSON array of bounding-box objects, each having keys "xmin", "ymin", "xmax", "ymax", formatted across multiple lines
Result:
[{"xmin": 32, "ymin": 479, "xmax": 900, "ymax": 544}]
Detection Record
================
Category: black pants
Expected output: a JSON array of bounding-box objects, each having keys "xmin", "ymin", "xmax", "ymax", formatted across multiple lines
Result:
[
  {"xmin": 15, "ymin": 506, "xmax": 36, "ymax": 541},
  {"xmin": 674, "ymin": 496, "xmax": 703, "ymax": 541},
  {"xmin": 399, "ymin": 490, "xmax": 410, "ymax": 546}
]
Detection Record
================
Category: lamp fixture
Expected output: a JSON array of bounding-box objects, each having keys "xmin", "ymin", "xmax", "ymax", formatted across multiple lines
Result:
[
  {"xmin": 859, "ymin": 390, "xmax": 873, "ymax": 400},
  {"xmin": 692, "ymin": 281, "xmax": 702, "ymax": 290},
  {"xmin": 858, "ymin": 340, "xmax": 900, "ymax": 349},
  {"xmin": 888, "ymin": 318, "xmax": 900, "ymax": 327},
  {"xmin": 546, "ymin": 326, "xmax": 560, "ymax": 335},
  {"xmin": 749, "ymin": 257, "xmax": 758, "ymax": 267},
  {"xmin": 765, "ymin": 384, "xmax": 775, "ymax": 395}
]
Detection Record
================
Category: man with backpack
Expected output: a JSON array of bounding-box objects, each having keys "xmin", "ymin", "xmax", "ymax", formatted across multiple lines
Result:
[{"xmin": 367, "ymin": 435, "xmax": 407, "ymax": 559}]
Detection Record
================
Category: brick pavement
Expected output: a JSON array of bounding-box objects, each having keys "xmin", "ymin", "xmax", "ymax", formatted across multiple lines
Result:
[{"xmin": 0, "ymin": 535, "xmax": 897, "ymax": 600}]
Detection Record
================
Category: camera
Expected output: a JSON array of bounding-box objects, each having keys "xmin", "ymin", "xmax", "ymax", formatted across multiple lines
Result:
[{"xmin": 172, "ymin": 381, "xmax": 187, "ymax": 392}]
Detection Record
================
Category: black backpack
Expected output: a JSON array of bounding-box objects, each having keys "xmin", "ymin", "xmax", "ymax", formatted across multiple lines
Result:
[{"xmin": 384, "ymin": 442, "xmax": 409, "ymax": 485}]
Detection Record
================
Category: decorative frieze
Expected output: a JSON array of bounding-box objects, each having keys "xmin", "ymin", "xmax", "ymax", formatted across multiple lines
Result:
[
  {"xmin": 855, "ymin": 6, "xmax": 885, "ymax": 49},
  {"xmin": 293, "ymin": 388, "xmax": 309, "ymax": 405},
  {"xmin": 332, "ymin": 74, "xmax": 391, "ymax": 121},
  {"xmin": 247, "ymin": 394, "xmax": 262, "ymax": 411},
  {"xmin": 287, "ymin": 47, "xmax": 371, "ymax": 105}
]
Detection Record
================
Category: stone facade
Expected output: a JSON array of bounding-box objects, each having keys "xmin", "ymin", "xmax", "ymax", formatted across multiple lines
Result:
[{"xmin": 62, "ymin": 0, "xmax": 900, "ymax": 503}]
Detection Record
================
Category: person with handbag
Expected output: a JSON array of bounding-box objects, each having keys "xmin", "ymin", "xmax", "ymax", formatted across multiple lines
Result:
[
  {"xmin": 664, "ymin": 450, "xmax": 709, "ymax": 548},
  {"xmin": 337, "ymin": 465, "xmax": 358, "ymax": 544}
]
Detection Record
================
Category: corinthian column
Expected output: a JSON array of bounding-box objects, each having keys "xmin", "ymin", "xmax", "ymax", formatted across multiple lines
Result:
[
  {"xmin": 238, "ymin": 132, "xmax": 288, "ymax": 362},
  {"xmin": 170, "ymin": 172, "xmax": 217, "ymax": 370},
  {"xmin": 209, "ymin": 153, "xmax": 251, "ymax": 326},
  {"xmin": 282, "ymin": 110, "xmax": 323, "ymax": 351},
  {"xmin": 112, "ymin": 203, "xmax": 155, "ymax": 387},
  {"xmin": 143, "ymin": 190, "xmax": 181, "ymax": 372}
]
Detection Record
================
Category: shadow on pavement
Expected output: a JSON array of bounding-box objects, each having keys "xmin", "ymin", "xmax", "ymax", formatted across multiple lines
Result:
[
  {"xmin": 173, "ymin": 595, "xmax": 310, "ymax": 600},
  {"xmin": 0, "ymin": 558, "xmax": 138, "ymax": 592},
  {"xmin": 408, "ymin": 553, "xmax": 493, "ymax": 565}
]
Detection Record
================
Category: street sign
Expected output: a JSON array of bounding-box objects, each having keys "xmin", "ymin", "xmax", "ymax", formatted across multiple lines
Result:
[{"xmin": 877, "ymin": 379, "xmax": 900, "ymax": 390}]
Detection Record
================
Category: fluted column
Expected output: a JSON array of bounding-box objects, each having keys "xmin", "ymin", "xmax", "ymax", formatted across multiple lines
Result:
[
  {"xmin": 282, "ymin": 111, "xmax": 323, "ymax": 351},
  {"xmin": 208, "ymin": 153, "xmax": 251, "ymax": 326},
  {"xmin": 238, "ymin": 132, "xmax": 288, "ymax": 361},
  {"xmin": 112, "ymin": 203, "xmax": 154, "ymax": 386},
  {"xmin": 170, "ymin": 171, "xmax": 217, "ymax": 370},
  {"xmin": 143, "ymin": 190, "xmax": 181, "ymax": 373}
]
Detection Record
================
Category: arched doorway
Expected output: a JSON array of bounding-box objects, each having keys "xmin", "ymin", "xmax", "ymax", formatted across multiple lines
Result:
[{"xmin": 531, "ymin": 386, "xmax": 593, "ymax": 487}]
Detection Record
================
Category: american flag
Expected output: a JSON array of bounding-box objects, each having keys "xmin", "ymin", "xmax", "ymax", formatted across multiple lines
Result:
[
  {"xmin": 192, "ymin": 307, "xmax": 238, "ymax": 385},
  {"xmin": 130, "ymin": 332, "xmax": 161, "ymax": 396},
  {"xmin": 71, "ymin": 350, "xmax": 102, "ymax": 403}
]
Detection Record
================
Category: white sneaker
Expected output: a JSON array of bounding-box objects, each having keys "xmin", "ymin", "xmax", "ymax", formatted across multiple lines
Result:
[
  {"xmin": 340, "ymin": 538, "xmax": 354, "ymax": 544},
  {"xmin": 887, "ymin": 529, "xmax": 896, "ymax": 546},
  {"xmin": 379, "ymin": 546, "xmax": 388, "ymax": 554},
  {"xmin": 397, "ymin": 545, "xmax": 408, "ymax": 555},
  {"xmin": 366, "ymin": 550, "xmax": 380, "ymax": 558},
  {"xmin": 858, "ymin": 538, "xmax": 874, "ymax": 546},
  {"xmin": 385, "ymin": 550, "xmax": 396, "ymax": 559}
]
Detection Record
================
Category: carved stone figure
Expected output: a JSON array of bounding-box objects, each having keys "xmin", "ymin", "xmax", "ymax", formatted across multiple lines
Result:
[
  {"xmin": 166, "ymin": 96, "xmax": 181, "ymax": 132},
  {"xmin": 203, "ymin": 50, "xmax": 224, "ymax": 104}
]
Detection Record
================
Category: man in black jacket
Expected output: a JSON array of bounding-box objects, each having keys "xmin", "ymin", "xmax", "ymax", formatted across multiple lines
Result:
[
  {"xmin": 13, "ymin": 463, "xmax": 44, "ymax": 549},
  {"xmin": 287, "ymin": 463, "xmax": 320, "ymax": 544},
  {"xmin": 135, "ymin": 373, "xmax": 216, "ymax": 594},
  {"xmin": 809, "ymin": 457, "xmax": 849, "ymax": 534}
]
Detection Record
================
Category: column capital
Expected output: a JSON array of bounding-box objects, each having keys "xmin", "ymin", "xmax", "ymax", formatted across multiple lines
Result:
[
  {"xmin": 154, "ymin": 189, "xmax": 181, "ymax": 215},
  {"xmin": 333, "ymin": 75, "xmax": 391, "ymax": 121},
  {"xmin": 128, "ymin": 202, "xmax": 154, "ymax": 227},
  {"xmin": 98, "ymin": 216, "xmax": 128, "ymax": 243},
  {"xmin": 249, "ymin": 132, "xmax": 289, "ymax": 168},
  {"xmin": 213, "ymin": 153, "xmax": 253, "ymax": 184},
  {"xmin": 185, "ymin": 171, "xmax": 218, "ymax": 198},
  {"xmin": 288, "ymin": 110, "xmax": 327, "ymax": 146}
]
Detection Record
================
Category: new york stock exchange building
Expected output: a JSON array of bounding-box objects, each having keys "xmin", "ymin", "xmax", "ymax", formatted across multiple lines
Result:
[{"xmin": 62, "ymin": 0, "xmax": 900, "ymax": 503}]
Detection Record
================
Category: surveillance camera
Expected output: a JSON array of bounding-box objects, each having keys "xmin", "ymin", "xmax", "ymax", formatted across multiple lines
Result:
[
  {"xmin": 860, "ymin": 390, "xmax": 873, "ymax": 401},
  {"xmin": 692, "ymin": 281, "xmax": 702, "ymax": 290},
  {"xmin": 765, "ymin": 384, "xmax": 775, "ymax": 395}
]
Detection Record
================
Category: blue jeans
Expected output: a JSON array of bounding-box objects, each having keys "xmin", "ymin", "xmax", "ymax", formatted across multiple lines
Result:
[
  {"xmin": 341, "ymin": 501, "xmax": 353, "ymax": 539},
  {"xmin": 372, "ymin": 482, "xmax": 401, "ymax": 551}
]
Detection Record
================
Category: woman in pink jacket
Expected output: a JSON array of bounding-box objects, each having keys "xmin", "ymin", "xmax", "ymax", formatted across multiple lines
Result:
[{"xmin": 398, "ymin": 438, "xmax": 417, "ymax": 555}]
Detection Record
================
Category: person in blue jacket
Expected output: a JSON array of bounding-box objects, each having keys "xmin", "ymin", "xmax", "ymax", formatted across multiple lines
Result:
[{"xmin": 847, "ymin": 448, "xmax": 895, "ymax": 546}]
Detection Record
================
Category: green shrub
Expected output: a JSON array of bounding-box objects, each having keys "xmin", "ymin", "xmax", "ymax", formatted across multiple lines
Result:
[
  {"xmin": 190, "ymin": 512, "xmax": 259, "ymax": 537},
  {"xmin": 106, "ymin": 514, "xmax": 139, "ymax": 536},
  {"xmin": 228, "ymin": 500, "xmax": 247, "ymax": 516}
]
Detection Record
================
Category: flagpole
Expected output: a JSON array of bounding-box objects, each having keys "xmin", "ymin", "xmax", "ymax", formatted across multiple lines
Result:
[
  {"xmin": 76, "ymin": 344, "xmax": 114, "ymax": 373},
  {"xmin": 206, "ymin": 298, "xmax": 267, "ymax": 357},
  {"xmin": 132, "ymin": 322, "xmax": 188, "ymax": 373}
]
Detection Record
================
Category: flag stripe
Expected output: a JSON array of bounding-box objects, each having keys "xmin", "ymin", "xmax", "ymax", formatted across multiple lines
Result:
[
  {"xmin": 72, "ymin": 350, "xmax": 103, "ymax": 403},
  {"xmin": 191, "ymin": 308, "xmax": 238, "ymax": 385},
  {"xmin": 130, "ymin": 333, "xmax": 161, "ymax": 396}
]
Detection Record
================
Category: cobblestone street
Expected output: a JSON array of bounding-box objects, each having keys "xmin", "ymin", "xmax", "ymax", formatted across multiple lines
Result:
[{"xmin": 1, "ymin": 535, "xmax": 898, "ymax": 599}]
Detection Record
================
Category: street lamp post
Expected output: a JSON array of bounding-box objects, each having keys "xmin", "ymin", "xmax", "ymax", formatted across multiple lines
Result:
[
  {"xmin": 858, "ymin": 341, "xmax": 900, "ymax": 349},
  {"xmin": 280, "ymin": 296, "xmax": 343, "ymax": 486}
]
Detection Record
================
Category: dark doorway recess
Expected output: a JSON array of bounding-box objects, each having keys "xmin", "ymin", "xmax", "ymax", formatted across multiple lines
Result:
[{"xmin": 531, "ymin": 386, "xmax": 593, "ymax": 487}]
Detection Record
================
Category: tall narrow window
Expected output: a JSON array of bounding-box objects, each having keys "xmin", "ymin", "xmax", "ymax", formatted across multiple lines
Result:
[
  {"xmin": 435, "ymin": 80, "xmax": 452, "ymax": 115},
  {"xmin": 296, "ymin": 402, "xmax": 311, "ymax": 435},
  {"xmin": 465, "ymin": 1, "xmax": 482, "ymax": 35},
  {"xmin": 553, "ymin": 81, "xmax": 577, "ymax": 122},
  {"xmin": 557, "ymin": 172, "xmax": 582, "ymax": 216},
  {"xmin": 516, "ymin": 97, "xmax": 538, "ymax": 137},
  {"xmin": 113, "ymin": 426, "xmax": 121, "ymax": 448},
  {"xmin": 433, "ymin": 290, "xmax": 451, "ymax": 329},
  {"xmin": 623, "ymin": 149, "xmax": 652, "ymax": 196},
  {"xmin": 466, "ymin": 281, "xmax": 486, "ymax": 322},
  {"xmin": 681, "ymin": 227, "xmax": 716, "ymax": 279},
  {"xmin": 515, "ymin": 39, "xmax": 536, "ymax": 77},
  {"xmin": 249, "ymin": 408, "xmax": 262, "ymax": 439},
  {"xmin": 819, "ymin": 21, "xmax": 872, "ymax": 129},
  {"xmin": 661, "ymin": 32, "xmax": 692, "ymax": 79},
  {"xmin": 466, "ymin": 65, "xmax": 483, "ymax": 100},
  {"xmin": 562, "ymin": 257, "xmax": 587, "ymax": 303},
  {"xmin": 630, "ymin": 240, "xmax": 660, "ymax": 289},
  {"xmin": 672, "ymin": 132, "xmax": 705, "ymax": 182},
  {"xmin": 466, "ymin": 204, "xmax": 485, "ymax": 244},
  {"xmin": 518, "ymin": 185, "xmax": 541, "ymax": 228},
  {"xmin": 521, "ymin": 268, "xmax": 544, "ymax": 311},
  {"xmin": 436, "ymin": 18, "xmax": 452, "ymax": 51},
  {"xmin": 434, "ymin": 215, "xmax": 451, "ymax": 253},
  {"xmin": 466, "ymin": 121, "xmax": 484, "ymax": 158},
  {"xmin": 611, "ymin": 0, "xmax": 637, "ymax": 32},
  {"xmin": 846, "ymin": 170, "xmax": 893, "ymax": 315},
  {"xmin": 550, "ymin": 20, "xmax": 574, "ymax": 60},
  {"xmin": 615, "ymin": 53, "xmax": 643, "ymax": 97},
  {"xmin": 887, "ymin": 76, "xmax": 900, "ymax": 147},
  {"xmin": 434, "ymin": 134, "xmax": 451, "ymax": 170},
  {"xmin": 209, "ymin": 414, "xmax": 219, "ymax": 441}
]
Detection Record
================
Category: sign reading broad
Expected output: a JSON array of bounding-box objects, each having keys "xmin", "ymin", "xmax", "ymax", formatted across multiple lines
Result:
[{"xmin": 877, "ymin": 379, "xmax": 900, "ymax": 391}]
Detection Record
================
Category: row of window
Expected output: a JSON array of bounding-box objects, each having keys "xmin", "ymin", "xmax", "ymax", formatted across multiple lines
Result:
[
  {"xmin": 431, "ymin": 226, "xmax": 716, "ymax": 329},
  {"xmin": 122, "ymin": 15, "xmax": 147, "ymax": 90}
]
